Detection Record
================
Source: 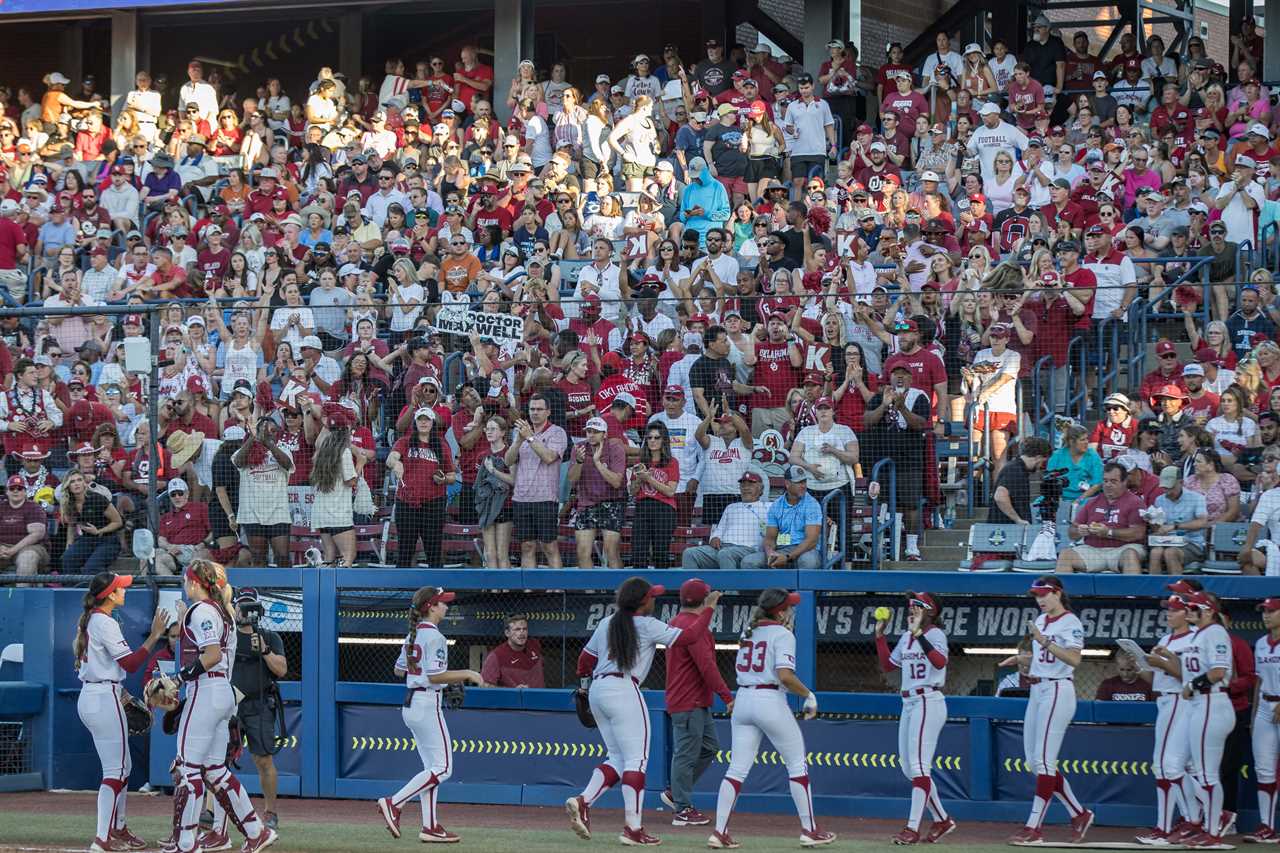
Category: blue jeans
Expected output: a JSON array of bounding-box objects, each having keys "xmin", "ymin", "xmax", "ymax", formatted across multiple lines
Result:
[{"xmin": 62, "ymin": 534, "xmax": 121, "ymax": 574}]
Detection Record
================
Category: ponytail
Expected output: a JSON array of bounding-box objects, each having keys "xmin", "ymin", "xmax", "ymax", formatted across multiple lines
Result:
[
  {"xmin": 405, "ymin": 586, "xmax": 434, "ymax": 658},
  {"xmin": 188, "ymin": 559, "xmax": 233, "ymax": 629},
  {"xmin": 73, "ymin": 572, "xmax": 118, "ymax": 669},
  {"xmin": 607, "ymin": 577, "xmax": 649, "ymax": 672},
  {"xmin": 744, "ymin": 588, "xmax": 792, "ymax": 640}
]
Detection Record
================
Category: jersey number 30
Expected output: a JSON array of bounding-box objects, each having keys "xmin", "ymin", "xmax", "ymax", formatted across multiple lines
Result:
[{"xmin": 736, "ymin": 641, "xmax": 768, "ymax": 674}]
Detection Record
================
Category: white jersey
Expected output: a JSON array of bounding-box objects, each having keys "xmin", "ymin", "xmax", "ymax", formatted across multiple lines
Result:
[
  {"xmin": 1152, "ymin": 629, "xmax": 1196, "ymax": 694},
  {"xmin": 1181, "ymin": 622, "xmax": 1234, "ymax": 689},
  {"xmin": 183, "ymin": 599, "xmax": 231, "ymax": 676},
  {"xmin": 1254, "ymin": 633, "xmax": 1280, "ymax": 697},
  {"xmin": 1030, "ymin": 611, "xmax": 1084, "ymax": 680},
  {"xmin": 78, "ymin": 610, "xmax": 131, "ymax": 683},
  {"xmin": 585, "ymin": 613, "xmax": 681, "ymax": 682},
  {"xmin": 890, "ymin": 627, "xmax": 948, "ymax": 690},
  {"xmin": 734, "ymin": 622, "xmax": 796, "ymax": 687},
  {"xmin": 396, "ymin": 621, "xmax": 448, "ymax": 691}
]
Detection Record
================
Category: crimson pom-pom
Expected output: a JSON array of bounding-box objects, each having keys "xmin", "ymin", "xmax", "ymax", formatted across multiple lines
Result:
[
  {"xmin": 255, "ymin": 380, "xmax": 275, "ymax": 414},
  {"xmin": 806, "ymin": 205, "xmax": 831, "ymax": 235}
]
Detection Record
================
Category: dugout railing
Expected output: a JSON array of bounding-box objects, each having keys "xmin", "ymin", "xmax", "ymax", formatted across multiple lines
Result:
[{"xmin": 3, "ymin": 569, "xmax": 1275, "ymax": 828}]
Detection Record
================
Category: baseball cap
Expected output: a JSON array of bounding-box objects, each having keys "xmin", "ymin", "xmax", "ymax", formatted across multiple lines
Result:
[
  {"xmin": 1236, "ymin": 155, "xmax": 1258, "ymax": 169},
  {"xmin": 1157, "ymin": 466, "xmax": 1181, "ymax": 489},
  {"xmin": 784, "ymin": 465, "xmax": 810, "ymax": 482},
  {"xmin": 413, "ymin": 407, "xmax": 437, "ymax": 422},
  {"xmin": 988, "ymin": 323, "xmax": 1011, "ymax": 338},
  {"xmin": 300, "ymin": 335, "xmax": 323, "ymax": 351},
  {"xmin": 1249, "ymin": 123, "xmax": 1272, "ymax": 139},
  {"xmin": 1029, "ymin": 576, "xmax": 1064, "ymax": 596},
  {"xmin": 679, "ymin": 578, "xmax": 712, "ymax": 605},
  {"xmin": 584, "ymin": 417, "xmax": 608, "ymax": 433},
  {"xmin": 803, "ymin": 371, "xmax": 825, "ymax": 385},
  {"xmin": 814, "ymin": 396, "xmax": 834, "ymax": 409},
  {"xmin": 978, "ymin": 102, "xmax": 1001, "ymax": 115},
  {"xmin": 739, "ymin": 471, "xmax": 762, "ymax": 484},
  {"xmin": 612, "ymin": 392, "xmax": 637, "ymax": 409},
  {"xmin": 167, "ymin": 477, "xmax": 189, "ymax": 495},
  {"xmin": 5, "ymin": 475, "xmax": 22, "ymax": 490},
  {"xmin": 1155, "ymin": 340, "xmax": 1177, "ymax": 356},
  {"xmin": 663, "ymin": 384, "xmax": 686, "ymax": 398},
  {"xmin": 1182, "ymin": 363, "xmax": 1205, "ymax": 377},
  {"xmin": 920, "ymin": 170, "xmax": 941, "ymax": 183},
  {"xmin": 1194, "ymin": 347, "xmax": 1220, "ymax": 366},
  {"xmin": 1258, "ymin": 598, "xmax": 1280, "ymax": 613}
]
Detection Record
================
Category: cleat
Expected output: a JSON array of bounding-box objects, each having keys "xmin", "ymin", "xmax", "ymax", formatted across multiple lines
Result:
[
  {"xmin": 1186, "ymin": 833, "xmax": 1226, "ymax": 849},
  {"xmin": 111, "ymin": 826, "xmax": 149, "ymax": 850},
  {"xmin": 566, "ymin": 796, "xmax": 591, "ymax": 840},
  {"xmin": 1243, "ymin": 825, "xmax": 1277, "ymax": 843},
  {"xmin": 1172, "ymin": 822, "xmax": 1204, "ymax": 843},
  {"xmin": 89, "ymin": 840, "xmax": 113, "ymax": 853},
  {"xmin": 199, "ymin": 829, "xmax": 233, "ymax": 852},
  {"xmin": 1070, "ymin": 809, "xmax": 1095, "ymax": 843},
  {"xmin": 924, "ymin": 817, "xmax": 956, "ymax": 843},
  {"xmin": 377, "ymin": 796, "xmax": 402, "ymax": 839},
  {"xmin": 240, "ymin": 827, "xmax": 277, "ymax": 852},
  {"xmin": 892, "ymin": 827, "xmax": 920, "ymax": 845},
  {"xmin": 1009, "ymin": 826, "xmax": 1043, "ymax": 844},
  {"xmin": 801, "ymin": 829, "xmax": 836, "ymax": 847},
  {"xmin": 707, "ymin": 831, "xmax": 741, "ymax": 849},
  {"xmin": 660, "ymin": 789, "xmax": 676, "ymax": 810},
  {"xmin": 419, "ymin": 825, "xmax": 461, "ymax": 843},
  {"xmin": 672, "ymin": 807, "xmax": 711, "ymax": 827},
  {"xmin": 620, "ymin": 826, "xmax": 662, "ymax": 846},
  {"xmin": 1135, "ymin": 827, "xmax": 1173, "ymax": 846},
  {"xmin": 1220, "ymin": 812, "xmax": 1238, "ymax": 837}
]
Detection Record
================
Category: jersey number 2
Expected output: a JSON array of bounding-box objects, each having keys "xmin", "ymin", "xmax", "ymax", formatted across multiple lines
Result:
[
  {"xmin": 736, "ymin": 641, "xmax": 768, "ymax": 673},
  {"xmin": 405, "ymin": 644, "xmax": 424, "ymax": 676}
]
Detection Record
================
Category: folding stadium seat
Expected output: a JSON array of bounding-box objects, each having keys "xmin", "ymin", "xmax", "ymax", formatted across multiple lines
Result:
[
  {"xmin": 1202, "ymin": 522, "xmax": 1251, "ymax": 574},
  {"xmin": 957, "ymin": 523, "xmax": 1025, "ymax": 572}
]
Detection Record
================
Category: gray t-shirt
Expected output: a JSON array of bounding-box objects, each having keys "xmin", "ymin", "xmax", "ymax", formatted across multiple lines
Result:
[
  {"xmin": 308, "ymin": 286, "xmax": 355, "ymax": 338},
  {"xmin": 704, "ymin": 122, "xmax": 748, "ymax": 178}
]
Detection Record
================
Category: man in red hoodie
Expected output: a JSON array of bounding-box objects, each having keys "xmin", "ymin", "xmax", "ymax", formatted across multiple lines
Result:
[{"xmin": 662, "ymin": 578, "xmax": 731, "ymax": 827}]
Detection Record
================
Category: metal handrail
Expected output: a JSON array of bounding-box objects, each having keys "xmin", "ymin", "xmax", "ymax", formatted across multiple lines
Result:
[
  {"xmin": 1031, "ymin": 354, "xmax": 1056, "ymax": 442},
  {"xmin": 1064, "ymin": 334, "xmax": 1088, "ymax": 424},
  {"xmin": 1093, "ymin": 317, "xmax": 1123, "ymax": 408},
  {"xmin": 869, "ymin": 457, "xmax": 896, "ymax": 571},
  {"xmin": 1126, "ymin": 297, "xmax": 1149, "ymax": 393},
  {"xmin": 963, "ymin": 400, "xmax": 991, "ymax": 510},
  {"xmin": 1261, "ymin": 221, "xmax": 1278, "ymax": 273},
  {"xmin": 818, "ymin": 487, "xmax": 848, "ymax": 570}
]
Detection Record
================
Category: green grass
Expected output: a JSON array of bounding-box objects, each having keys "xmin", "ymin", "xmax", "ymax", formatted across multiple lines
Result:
[{"xmin": 0, "ymin": 812, "xmax": 1011, "ymax": 852}]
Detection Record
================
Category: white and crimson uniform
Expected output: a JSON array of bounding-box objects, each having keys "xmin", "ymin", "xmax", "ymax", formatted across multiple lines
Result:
[
  {"xmin": 77, "ymin": 609, "xmax": 149, "ymax": 844},
  {"xmin": 1150, "ymin": 628, "xmax": 1196, "ymax": 834},
  {"xmin": 1023, "ymin": 611, "xmax": 1089, "ymax": 830},
  {"xmin": 387, "ymin": 621, "xmax": 453, "ymax": 831},
  {"xmin": 714, "ymin": 621, "xmax": 820, "ymax": 837},
  {"xmin": 0, "ymin": 385, "xmax": 62, "ymax": 457},
  {"xmin": 173, "ymin": 599, "xmax": 262, "ymax": 852},
  {"xmin": 883, "ymin": 627, "xmax": 951, "ymax": 833},
  {"xmin": 1180, "ymin": 620, "xmax": 1235, "ymax": 837},
  {"xmin": 1253, "ymin": 632, "xmax": 1280, "ymax": 833},
  {"xmin": 575, "ymin": 608, "xmax": 711, "ymax": 833}
]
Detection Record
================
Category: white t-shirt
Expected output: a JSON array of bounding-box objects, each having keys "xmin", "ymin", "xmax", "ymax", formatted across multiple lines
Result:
[
  {"xmin": 78, "ymin": 611, "xmax": 131, "ymax": 683},
  {"xmin": 734, "ymin": 622, "xmax": 796, "ymax": 686},
  {"xmin": 1252, "ymin": 486, "xmax": 1280, "ymax": 543},
  {"xmin": 1206, "ymin": 415, "xmax": 1257, "ymax": 455},
  {"xmin": 397, "ymin": 621, "xmax": 448, "ymax": 690},
  {"xmin": 524, "ymin": 114, "xmax": 554, "ymax": 168},
  {"xmin": 236, "ymin": 445, "xmax": 293, "ymax": 525},
  {"xmin": 1215, "ymin": 180, "xmax": 1265, "ymax": 245},
  {"xmin": 389, "ymin": 282, "xmax": 425, "ymax": 331},
  {"xmin": 270, "ymin": 305, "xmax": 316, "ymax": 351},
  {"xmin": 793, "ymin": 422, "xmax": 857, "ymax": 489},
  {"xmin": 972, "ymin": 347, "xmax": 1021, "ymax": 414},
  {"xmin": 700, "ymin": 436, "xmax": 751, "ymax": 495},
  {"xmin": 1029, "ymin": 611, "xmax": 1084, "ymax": 680},
  {"xmin": 890, "ymin": 626, "xmax": 948, "ymax": 690},
  {"xmin": 647, "ymin": 410, "xmax": 704, "ymax": 489},
  {"xmin": 691, "ymin": 253, "xmax": 740, "ymax": 288},
  {"xmin": 1254, "ymin": 633, "xmax": 1280, "ymax": 698},
  {"xmin": 585, "ymin": 613, "xmax": 681, "ymax": 682},
  {"xmin": 966, "ymin": 121, "xmax": 1029, "ymax": 182},
  {"xmin": 988, "ymin": 55, "xmax": 1018, "ymax": 92}
]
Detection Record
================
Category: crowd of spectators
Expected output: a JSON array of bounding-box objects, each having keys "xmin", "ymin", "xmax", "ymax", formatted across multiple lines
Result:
[{"xmin": 0, "ymin": 16, "xmax": 1278, "ymax": 577}]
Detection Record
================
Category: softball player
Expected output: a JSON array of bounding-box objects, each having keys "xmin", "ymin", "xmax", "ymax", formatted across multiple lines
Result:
[
  {"xmin": 1171, "ymin": 590, "xmax": 1236, "ymax": 848},
  {"xmin": 75, "ymin": 572, "xmax": 170, "ymax": 853},
  {"xmin": 170, "ymin": 560, "xmax": 277, "ymax": 853},
  {"xmin": 1135, "ymin": 592, "xmax": 1197, "ymax": 845},
  {"xmin": 376, "ymin": 586, "xmax": 486, "ymax": 844},
  {"xmin": 565, "ymin": 577, "xmax": 717, "ymax": 847},
  {"xmin": 708, "ymin": 587, "xmax": 836, "ymax": 850},
  {"xmin": 1242, "ymin": 597, "xmax": 1280, "ymax": 844},
  {"xmin": 874, "ymin": 591, "xmax": 955, "ymax": 845},
  {"xmin": 1010, "ymin": 576, "xmax": 1095, "ymax": 845}
]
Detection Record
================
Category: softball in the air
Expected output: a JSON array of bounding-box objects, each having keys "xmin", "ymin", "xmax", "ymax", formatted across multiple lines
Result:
[{"xmin": 874, "ymin": 606, "xmax": 891, "ymax": 622}]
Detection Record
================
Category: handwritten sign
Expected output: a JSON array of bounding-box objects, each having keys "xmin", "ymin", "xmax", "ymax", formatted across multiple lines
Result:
[
  {"xmin": 836, "ymin": 229, "xmax": 858, "ymax": 258},
  {"xmin": 432, "ymin": 307, "xmax": 525, "ymax": 345},
  {"xmin": 623, "ymin": 234, "xmax": 648, "ymax": 259}
]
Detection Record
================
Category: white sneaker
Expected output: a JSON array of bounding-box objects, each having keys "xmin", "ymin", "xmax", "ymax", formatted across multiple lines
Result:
[{"xmin": 904, "ymin": 544, "xmax": 922, "ymax": 561}]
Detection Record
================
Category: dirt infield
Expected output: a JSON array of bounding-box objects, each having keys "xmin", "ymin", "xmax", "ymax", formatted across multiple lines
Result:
[{"xmin": 0, "ymin": 791, "xmax": 1155, "ymax": 847}]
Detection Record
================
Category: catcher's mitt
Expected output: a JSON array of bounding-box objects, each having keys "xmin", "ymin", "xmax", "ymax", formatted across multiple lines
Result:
[
  {"xmin": 442, "ymin": 682, "xmax": 465, "ymax": 710},
  {"xmin": 120, "ymin": 690, "xmax": 152, "ymax": 736},
  {"xmin": 144, "ymin": 675, "xmax": 181, "ymax": 712},
  {"xmin": 573, "ymin": 687, "xmax": 597, "ymax": 729},
  {"xmin": 227, "ymin": 715, "xmax": 244, "ymax": 768},
  {"xmin": 162, "ymin": 698, "xmax": 186, "ymax": 736}
]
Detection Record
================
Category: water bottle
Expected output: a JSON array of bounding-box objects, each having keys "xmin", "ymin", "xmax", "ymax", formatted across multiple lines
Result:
[
  {"xmin": 943, "ymin": 501, "xmax": 956, "ymax": 529},
  {"xmin": 949, "ymin": 97, "xmax": 958, "ymax": 136}
]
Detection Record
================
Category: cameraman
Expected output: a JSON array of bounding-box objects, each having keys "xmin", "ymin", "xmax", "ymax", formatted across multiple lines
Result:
[
  {"xmin": 990, "ymin": 437, "xmax": 1052, "ymax": 526},
  {"xmin": 231, "ymin": 587, "xmax": 287, "ymax": 831}
]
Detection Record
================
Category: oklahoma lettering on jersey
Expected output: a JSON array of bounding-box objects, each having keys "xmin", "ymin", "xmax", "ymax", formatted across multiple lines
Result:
[
  {"xmin": 1152, "ymin": 630, "xmax": 1195, "ymax": 693},
  {"xmin": 890, "ymin": 626, "xmax": 948, "ymax": 689},
  {"xmin": 752, "ymin": 341, "xmax": 798, "ymax": 407},
  {"xmin": 1254, "ymin": 633, "xmax": 1280, "ymax": 696},
  {"xmin": 1030, "ymin": 611, "xmax": 1084, "ymax": 680},
  {"xmin": 735, "ymin": 622, "xmax": 797, "ymax": 686}
]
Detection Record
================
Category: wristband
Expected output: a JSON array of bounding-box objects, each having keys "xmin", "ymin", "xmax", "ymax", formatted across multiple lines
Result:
[
  {"xmin": 803, "ymin": 693, "xmax": 818, "ymax": 714},
  {"xmin": 1191, "ymin": 674, "xmax": 1212, "ymax": 691},
  {"xmin": 915, "ymin": 632, "xmax": 935, "ymax": 656},
  {"xmin": 179, "ymin": 659, "xmax": 207, "ymax": 682}
]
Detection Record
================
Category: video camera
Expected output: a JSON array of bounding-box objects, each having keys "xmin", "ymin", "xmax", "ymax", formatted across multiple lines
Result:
[
  {"xmin": 1039, "ymin": 468, "xmax": 1069, "ymax": 521},
  {"xmin": 235, "ymin": 587, "xmax": 264, "ymax": 628}
]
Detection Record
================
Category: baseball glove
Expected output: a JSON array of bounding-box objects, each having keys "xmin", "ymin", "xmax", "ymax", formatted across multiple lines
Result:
[
  {"xmin": 120, "ymin": 690, "xmax": 152, "ymax": 736},
  {"xmin": 442, "ymin": 682, "xmax": 465, "ymax": 710},
  {"xmin": 144, "ymin": 675, "xmax": 181, "ymax": 712},
  {"xmin": 161, "ymin": 699, "xmax": 186, "ymax": 736},
  {"xmin": 227, "ymin": 715, "xmax": 244, "ymax": 768},
  {"xmin": 572, "ymin": 687, "xmax": 597, "ymax": 729}
]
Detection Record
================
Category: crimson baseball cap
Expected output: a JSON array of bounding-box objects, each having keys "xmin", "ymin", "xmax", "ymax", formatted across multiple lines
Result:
[
  {"xmin": 680, "ymin": 578, "xmax": 711, "ymax": 605},
  {"xmin": 1155, "ymin": 340, "xmax": 1177, "ymax": 356},
  {"xmin": 5, "ymin": 474, "xmax": 22, "ymax": 489},
  {"xmin": 663, "ymin": 384, "xmax": 686, "ymax": 398},
  {"xmin": 815, "ymin": 396, "xmax": 834, "ymax": 409},
  {"xmin": 643, "ymin": 584, "xmax": 667, "ymax": 602},
  {"xmin": 1029, "ymin": 577, "xmax": 1064, "ymax": 597},
  {"xmin": 739, "ymin": 471, "xmax": 762, "ymax": 484},
  {"xmin": 803, "ymin": 371, "xmax": 825, "ymax": 385},
  {"xmin": 1167, "ymin": 579, "xmax": 1200, "ymax": 595},
  {"xmin": 766, "ymin": 591, "xmax": 802, "ymax": 615},
  {"xmin": 1258, "ymin": 598, "xmax": 1280, "ymax": 613}
]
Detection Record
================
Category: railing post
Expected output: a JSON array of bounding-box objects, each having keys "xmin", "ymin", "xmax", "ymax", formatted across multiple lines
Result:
[
  {"xmin": 819, "ymin": 488, "xmax": 847, "ymax": 570},
  {"xmin": 311, "ymin": 566, "xmax": 337, "ymax": 798},
  {"xmin": 869, "ymin": 458, "xmax": 896, "ymax": 570}
]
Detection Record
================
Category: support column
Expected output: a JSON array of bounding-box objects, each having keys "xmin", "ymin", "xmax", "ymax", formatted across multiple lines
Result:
[
  {"xmin": 1265, "ymin": 0, "xmax": 1280, "ymax": 82},
  {"xmin": 109, "ymin": 11, "xmax": 139, "ymax": 123},
  {"xmin": 848, "ymin": 0, "xmax": 862, "ymax": 61},
  {"xmin": 338, "ymin": 12, "xmax": 363, "ymax": 91},
  {"xmin": 804, "ymin": 0, "xmax": 834, "ymax": 75},
  {"xmin": 494, "ymin": 0, "xmax": 534, "ymax": 122},
  {"xmin": 59, "ymin": 24, "xmax": 84, "ymax": 97}
]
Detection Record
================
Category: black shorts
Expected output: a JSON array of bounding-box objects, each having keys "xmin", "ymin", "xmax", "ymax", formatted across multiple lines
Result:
[
  {"xmin": 244, "ymin": 522, "xmax": 290, "ymax": 540},
  {"xmin": 317, "ymin": 526, "xmax": 353, "ymax": 536},
  {"xmin": 513, "ymin": 501, "xmax": 559, "ymax": 543},
  {"xmin": 745, "ymin": 156, "xmax": 782, "ymax": 183},
  {"xmin": 789, "ymin": 155, "xmax": 827, "ymax": 180},
  {"xmin": 574, "ymin": 500, "xmax": 625, "ymax": 532},
  {"xmin": 237, "ymin": 698, "xmax": 277, "ymax": 757}
]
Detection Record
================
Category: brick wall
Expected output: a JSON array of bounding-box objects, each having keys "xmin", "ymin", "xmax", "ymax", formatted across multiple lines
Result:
[
  {"xmin": 1042, "ymin": 6, "xmax": 1251, "ymax": 70},
  {"xmin": 860, "ymin": 0, "xmax": 954, "ymax": 63}
]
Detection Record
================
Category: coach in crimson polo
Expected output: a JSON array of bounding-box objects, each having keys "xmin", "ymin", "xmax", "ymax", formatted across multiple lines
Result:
[
  {"xmin": 480, "ymin": 614, "xmax": 545, "ymax": 688},
  {"xmin": 664, "ymin": 578, "xmax": 732, "ymax": 826}
]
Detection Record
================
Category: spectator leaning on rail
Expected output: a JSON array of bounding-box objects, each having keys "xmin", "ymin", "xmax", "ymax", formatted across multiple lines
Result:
[
  {"xmin": 480, "ymin": 614, "xmax": 545, "ymax": 688},
  {"xmin": 680, "ymin": 470, "xmax": 768, "ymax": 570},
  {"xmin": 662, "ymin": 577, "xmax": 732, "ymax": 828},
  {"xmin": 741, "ymin": 465, "xmax": 823, "ymax": 569}
]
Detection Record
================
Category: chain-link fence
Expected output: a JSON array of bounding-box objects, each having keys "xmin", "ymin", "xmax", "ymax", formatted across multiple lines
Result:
[
  {"xmin": 0, "ymin": 720, "xmax": 31, "ymax": 778},
  {"xmin": 252, "ymin": 585, "xmax": 305, "ymax": 681}
]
